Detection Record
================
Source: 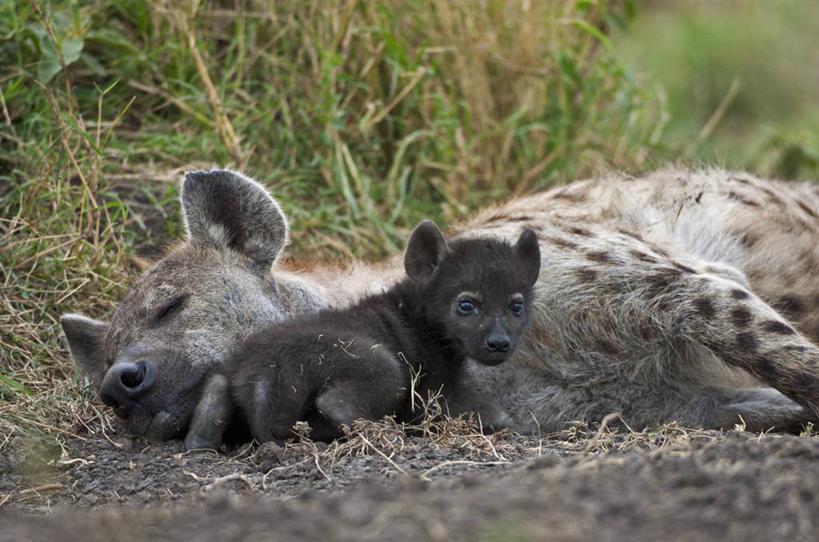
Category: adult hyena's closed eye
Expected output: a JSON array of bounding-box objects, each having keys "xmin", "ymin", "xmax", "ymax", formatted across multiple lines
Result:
[
  {"xmin": 184, "ymin": 221, "xmax": 540, "ymax": 449},
  {"xmin": 62, "ymin": 167, "xmax": 819, "ymax": 444}
]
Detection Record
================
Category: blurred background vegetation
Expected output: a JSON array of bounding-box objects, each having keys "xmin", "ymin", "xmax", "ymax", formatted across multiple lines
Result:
[
  {"xmin": 615, "ymin": 0, "xmax": 819, "ymax": 179},
  {"xmin": 0, "ymin": 0, "xmax": 817, "ymax": 432}
]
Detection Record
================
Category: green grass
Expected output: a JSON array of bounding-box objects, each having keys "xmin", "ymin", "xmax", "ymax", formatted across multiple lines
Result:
[{"xmin": 613, "ymin": 0, "xmax": 819, "ymax": 179}]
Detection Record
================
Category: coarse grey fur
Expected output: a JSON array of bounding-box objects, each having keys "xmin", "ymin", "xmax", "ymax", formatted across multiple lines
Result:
[
  {"xmin": 184, "ymin": 222, "xmax": 540, "ymax": 449},
  {"xmin": 62, "ymin": 168, "xmax": 819, "ymax": 443}
]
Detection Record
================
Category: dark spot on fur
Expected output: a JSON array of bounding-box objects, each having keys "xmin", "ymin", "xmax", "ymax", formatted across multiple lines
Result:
[
  {"xmin": 657, "ymin": 297, "xmax": 674, "ymax": 312},
  {"xmin": 596, "ymin": 339, "xmax": 619, "ymax": 355},
  {"xmin": 586, "ymin": 251, "xmax": 613, "ymax": 264},
  {"xmin": 730, "ymin": 177, "xmax": 751, "ymax": 185},
  {"xmin": 760, "ymin": 187, "xmax": 784, "ymax": 206},
  {"xmin": 645, "ymin": 269, "xmax": 682, "ymax": 299},
  {"xmin": 546, "ymin": 237, "xmax": 578, "ymax": 250},
  {"xmin": 736, "ymin": 332, "xmax": 758, "ymax": 353},
  {"xmin": 756, "ymin": 356, "xmax": 778, "ymax": 380},
  {"xmin": 484, "ymin": 213, "xmax": 508, "ymax": 223},
  {"xmin": 726, "ymin": 191, "xmax": 760, "ymax": 207},
  {"xmin": 636, "ymin": 322, "xmax": 654, "ymax": 340},
  {"xmin": 485, "ymin": 213, "xmax": 533, "ymax": 224},
  {"xmin": 796, "ymin": 373, "xmax": 819, "ymax": 394},
  {"xmin": 730, "ymin": 307, "xmax": 753, "ymax": 327},
  {"xmin": 574, "ymin": 268, "xmax": 598, "ymax": 283},
  {"xmin": 761, "ymin": 320, "xmax": 795, "ymax": 335},
  {"xmin": 672, "ymin": 262, "xmax": 696, "ymax": 274},
  {"xmin": 629, "ymin": 249, "xmax": 658, "ymax": 263},
  {"xmin": 738, "ymin": 231, "xmax": 760, "ymax": 248},
  {"xmin": 799, "ymin": 251, "xmax": 817, "ymax": 273},
  {"xmin": 694, "ymin": 191, "xmax": 703, "ymax": 203},
  {"xmin": 731, "ymin": 289, "xmax": 750, "ymax": 300},
  {"xmin": 694, "ymin": 297, "xmax": 716, "ymax": 319},
  {"xmin": 618, "ymin": 229, "xmax": 644, "ymax": 242},
  {"xmin": 602, "ymin": 281, "xmax": 628, "ymax": 295},
  {"xmin": 650, "ymin": 245, "xmax": 670, "ymax": 258},
  {"xmin": 777, "ymin": 295, "xmax": 806, "ymax": 316},
  {"xmin": 797, "ymin": 200, "xmax": 818, "ymax": 219},
  {"xmin": 552, "ymin": 191, "xmax": 587, "ymax": 203},
  {"xmin": 566, "ymin": 226, "xmax": 593, "ymax": 237}
]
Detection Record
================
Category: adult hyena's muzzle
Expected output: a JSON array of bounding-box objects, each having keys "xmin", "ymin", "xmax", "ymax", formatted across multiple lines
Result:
[{"xmin": 99, "ymin": 360, "xmax": 156, "ymax": 419}]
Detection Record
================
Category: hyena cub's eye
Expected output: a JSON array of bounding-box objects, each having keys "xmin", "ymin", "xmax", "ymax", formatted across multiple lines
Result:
[
  {"xmin": 509, "ymin": 300, "xmax": 524, "ymax": 316},
  {"xmin": 154, "ymin": 296, "xmax": 186, "ymax": 324},
  {"xmin": 457, "ymin": 299, "xmax": 476, "ymax": 315}
]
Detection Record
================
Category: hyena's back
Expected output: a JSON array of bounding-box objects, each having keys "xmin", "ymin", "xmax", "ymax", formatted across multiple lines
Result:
[{"xmin": 463, "ymin": 168, "xmax": 819, "ymax": 342}]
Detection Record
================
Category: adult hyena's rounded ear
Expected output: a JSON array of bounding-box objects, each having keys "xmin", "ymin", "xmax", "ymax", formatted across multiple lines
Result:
[
  {"xmin": 181, "ymin": 170, "xmax": 289, "ymax": 273},
  {"xmin": 60, "ymin": 314, "xmax": 110, "ymax": 388},
  {"xmin": 404, "ymin": 220, "xmax": 450, "ymax": 282},
  {"xmin": 515, "ymin": 228, "xmax": 541, "ymax": 287}
]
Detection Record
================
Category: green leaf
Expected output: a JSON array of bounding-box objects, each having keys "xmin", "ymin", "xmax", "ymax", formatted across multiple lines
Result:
[
  {"xmin": 38, "ymin": 35, "xmax": 84, "ymax": 83},
  {"xmin": 0, "ymin": 373, "xmax": 32, "ymax": 397},
  {"xmin": 571, "ymin": 19, "xmax": 614, "ymax": 54}
]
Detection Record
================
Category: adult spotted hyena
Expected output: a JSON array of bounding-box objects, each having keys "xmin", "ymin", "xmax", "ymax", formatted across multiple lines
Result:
[{"xmin": 61, "ymin": 168, "xmax": 819, "ymax": 442}]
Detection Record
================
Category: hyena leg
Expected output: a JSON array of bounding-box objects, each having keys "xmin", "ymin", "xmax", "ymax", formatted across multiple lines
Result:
[
  {"xmin": 441, "ymin": 362, "xmax": 513, "ymax": 430},
  {"xmin": 313, "ymin": 352, "xmax": 407, "ymax": 437},
  {"xmin": 675, "ymin": 388, "xmax": 808, "ymax": 432},
  {"xmin": 246, "ymin": 379, "xmax": 310, "ymax": 442},
  {"xmin": 681, "ymin": 275, "xmax": 819, "ymax": 420},
  {"xmin": 184, "ymin": 374, "xmax": 233, "ymax": 450},
  {"xmin": 504, "ymin": 382, "xmax": 807, "ymax": 433}
]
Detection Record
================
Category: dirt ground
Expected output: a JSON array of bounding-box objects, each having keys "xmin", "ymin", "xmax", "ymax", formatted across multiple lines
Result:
[{"xmin": 1, "ymin": 415, "xmax": 817, "ymax": 542}]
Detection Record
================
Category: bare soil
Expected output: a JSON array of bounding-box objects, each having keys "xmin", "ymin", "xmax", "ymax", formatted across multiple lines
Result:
[{"xmin": 1, "ymin": 416, "xmax": 817, "ymax": 542}]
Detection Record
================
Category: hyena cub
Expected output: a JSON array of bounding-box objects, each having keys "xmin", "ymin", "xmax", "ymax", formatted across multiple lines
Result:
[{"xmin": 184, "ymin": 221, "xmax": 540, "ymax": 449}]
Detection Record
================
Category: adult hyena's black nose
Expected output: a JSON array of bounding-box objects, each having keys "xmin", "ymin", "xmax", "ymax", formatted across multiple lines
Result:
[
  {"xmin": 100, "ymin": 360, "xmax": 156, "ymax": 415},
  {"xmin": 486, "ymin": 335, "xmax": 511, "ymax": 352}
]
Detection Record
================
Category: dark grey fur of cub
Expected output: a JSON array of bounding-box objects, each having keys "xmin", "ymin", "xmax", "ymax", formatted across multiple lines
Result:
[{"xmin": 185, "ymin": 221, "xmax": 540, "ymax": 449}]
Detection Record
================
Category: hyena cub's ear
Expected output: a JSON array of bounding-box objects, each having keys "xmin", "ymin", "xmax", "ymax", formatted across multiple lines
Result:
[
  {"xmin": 60, "ymin": 314, "xmax": 110, "ymax": 387},
  {"xmin": 515, "ymin": 228, "xmax": 541, "ymax": 287},
  {"xmin": 404, "ymin": 220, "xmax": 450, "ymax": 282},
  {"xmin": 181, "ymin": 170, "xmax": 289, "ymax": 273}
]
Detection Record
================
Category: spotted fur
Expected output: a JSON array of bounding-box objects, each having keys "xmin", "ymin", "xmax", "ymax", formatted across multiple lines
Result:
[{"xmin": 62, "ymin": 168, "xmax": 819, "ymax": 441}]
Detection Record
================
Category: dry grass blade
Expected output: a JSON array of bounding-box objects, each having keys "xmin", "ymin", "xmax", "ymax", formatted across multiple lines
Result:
[
  {"xmin": 358, "ymin": 434, "xmax": 410, "ymax": 477},
  {"xmin": 175, "ymin": 9, "xmax": 243, "ymax": 166}
]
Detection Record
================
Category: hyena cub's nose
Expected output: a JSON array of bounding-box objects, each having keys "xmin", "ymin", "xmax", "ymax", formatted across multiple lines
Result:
[
  {"xmin": 100, "ymin": 360, "xmax": 156, "ymax": 413},
  {"xmin": 486, "ymin": 335, "xmax": 511, "ymax": 352}
]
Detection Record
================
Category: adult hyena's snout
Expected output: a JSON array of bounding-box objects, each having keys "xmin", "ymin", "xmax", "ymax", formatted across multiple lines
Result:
[{"xmin": 100, "ymin": 360, "xmax": 156, "ymax": 417}]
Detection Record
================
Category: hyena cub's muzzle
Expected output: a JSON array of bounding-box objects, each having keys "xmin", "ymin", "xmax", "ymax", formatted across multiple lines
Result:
[{"xmin": 486, "ymin": 334, "xmax": 511, "ymax": 353}]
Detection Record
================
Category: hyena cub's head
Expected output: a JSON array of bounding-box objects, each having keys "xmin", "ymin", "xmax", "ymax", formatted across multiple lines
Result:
[
  {"xmin": 404, "ymin": 221, "xmax": 541, "ymax": 366},
  {"xmin": 60, "ymin": 171, "xmax": 322, "ymax": 441}
]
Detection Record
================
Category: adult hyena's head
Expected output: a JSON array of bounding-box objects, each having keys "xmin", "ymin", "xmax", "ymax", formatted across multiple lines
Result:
[
  {"xmin": 60, "ymin": 170, "xmax": 320, "ymax": 440},
  {"xmin": 405, "ymin": 221, "xmax": 541, "ymax": 366}
]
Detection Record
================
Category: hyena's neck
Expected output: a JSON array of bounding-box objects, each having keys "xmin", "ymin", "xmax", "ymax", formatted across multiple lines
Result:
[
  {"xmin": 271, "ymin": 272, "xmax": 335, "ymax": 316},
  {"xmin": 278, "ymin": 257, "xmax": 406, "ymax": 311}
]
